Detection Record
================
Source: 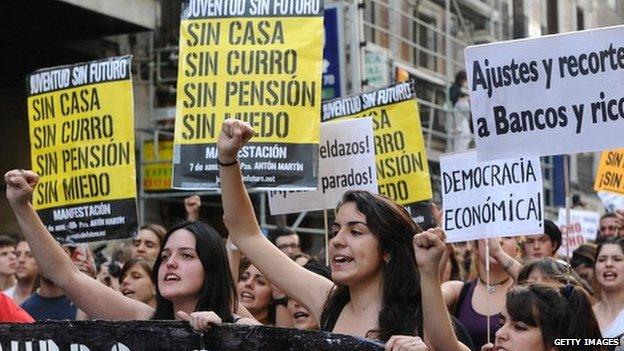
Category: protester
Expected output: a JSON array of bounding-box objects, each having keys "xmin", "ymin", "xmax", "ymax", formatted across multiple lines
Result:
[
  {"xmin": 0, "ymin": 291, "xmax": 33, "ymax": 323},
  {"xmin": 443, "ymin": 237, "xmax": 522, "ymax": 348},
  {"xmin": 597, "ymin": 212, "xmax": 624, "ymax": 242},
  {"xmin": 216, "ymin": 119, "xmax": 471, "ymax": 350},
  {"xmin": 524, "ymin": 220, "xmax": 562, "ymax": 259},
  {"xmin": 481, "ymin": 283, "xmax": 605, "ymax": 351},
  {"xmin": 0, "ymin": 235, "xmax": 17, "ymax": 291},
  {"xmin": 287, "ymin": 259, "xmax": 332, "ymax": 330},
  {"xmin": 237, "ymin": 260, "xmax": 274, "ymax": 325},
  {"xmin": 4, "ymin": 240, "xmax": 38, "ymax": 305},
  {"xmin": 571, "ymin": 243, "xmax": 597, "ymax": 287},
  {"xmin": 517, "ymin": 258, "xmax": 592, "ymax": 294},
  {"xmin": 68, "ymin": 244, "xmax": 97, "ymax": 279},
  {"xmin": 97, "ymin": 260, "xmax": 122, "ymax": 292},
  {"xmin": 119, "ymin": 257, "xmax": 156, "ymax": 308},
  {"xmin": 449, "ymin": 70, "xmax": 473, "ymax": 152},
  {"xmin": 592, "ymin": 237, "xmax": 624, "ymax": 338},
  {"xmin": 21, "ymin": 274, "xmax": 78, "ymax": 320},
  {"xmin": 4, "ymin": 169, "xmax": 257, "ymax": 326},
  {"xmin": 269, "ymin": 227, "xmax": 303, "ymax": 256},
  {"xmin": 131, "ymin": 224, "xmax": 166, "ymax": 262}
]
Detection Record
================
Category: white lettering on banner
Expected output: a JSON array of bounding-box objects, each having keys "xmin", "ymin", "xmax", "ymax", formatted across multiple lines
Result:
[
  {"xmin": 269, "ymin": 118, "xmax": 377, "ymax": 215},
  {"xmin": 466, "ymin": 25, "xmax": 624, "ymax": 160},
  {"xmin": 441, "ymin": 150, "xmax": 544, "ymax": 242}
]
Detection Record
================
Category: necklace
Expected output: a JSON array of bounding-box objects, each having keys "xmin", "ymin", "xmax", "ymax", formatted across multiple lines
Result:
[{"xmin": 479, "ymin": 277, "xmax": 511, "ymax": 294}]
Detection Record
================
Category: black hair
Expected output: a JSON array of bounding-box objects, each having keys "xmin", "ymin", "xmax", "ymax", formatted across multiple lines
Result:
[
  {"xmin": 268, "ymin": 226, "xmax": 299, "ymax": 245},
  {"xmin": 320, "ymin": 190, "xmax": 422, "ymax": 341},
  {"xmin": 571, "ymin": 243, "xmax": 596, "ymax": 269},
  {"xmin": 543, "ymin": 220, "xmax": 562, "ymax": 252},
  {"xmin": 151, "ymin": 221, "xmax": 236, "ymax": 322},
  {"xmin": 506, "ymin": 283, "xmax": 605, "ymax": 350},
  {"xmin": 454, "ymin": 70, "xmax": 467, "ymax": 85},
  {"xmin": 0, "ymin": 235, "xmax": 16, "ymax": 248},
  {"xmin": 303, "ymin": 260, "xmax": 332, "ymax": 281}
]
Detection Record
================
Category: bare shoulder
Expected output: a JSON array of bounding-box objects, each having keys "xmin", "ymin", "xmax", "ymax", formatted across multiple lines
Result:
[{"xmin": 441, "ymin": 280, "xmax": 465, "ymax": 307}]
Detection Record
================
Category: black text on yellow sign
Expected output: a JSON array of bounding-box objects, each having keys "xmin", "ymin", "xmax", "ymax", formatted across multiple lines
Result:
[
  {"xmin": 323, "ymin": 82, "xmax": 433, "ymax": 205},
  {"xmin": 173, "ymin": 1, "xmax": 323, "ymax": 189},
  {"xmin": 29, "ymin": 80, "xmax": 136, "ymax": 210},
  {"xmin": 595, "ymin": 149, "xmax": 624, "ymax": 195},
  {"xmin": 27, "ymin": 56, "xmax": 137, "ymax": 244}
]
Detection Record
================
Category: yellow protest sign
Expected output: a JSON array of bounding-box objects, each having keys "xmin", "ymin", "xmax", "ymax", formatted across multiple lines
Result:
[
  {"xmin": 27, "ymin": 56, "xmax": 137, "ymax": 243},
  {"xmin": 323, "ymin": 81, "xmax": 433, "ymax": 205},
  {"xmin": 173, "ymin": 1, "xmax": 323, "ymax": 189},
  {"xmin": 595, "ymin": 149, "xmax": 624, "ymax": 195},
  {"xmin": 143, "ymin": 140, "xmax": 174, "ymax": 191}
]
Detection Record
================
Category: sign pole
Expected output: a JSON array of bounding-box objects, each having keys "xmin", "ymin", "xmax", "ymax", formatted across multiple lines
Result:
[
  {"xmin": 485, "ymin": 238, "xmax": 491, "ymax": 344},
  {"xmin": 324, "ymin": 208, "xmax": 329, "ymax": 266},
  {"xmin": 564, "ymin": 155, "xmax": 571, "ymax": 283}
]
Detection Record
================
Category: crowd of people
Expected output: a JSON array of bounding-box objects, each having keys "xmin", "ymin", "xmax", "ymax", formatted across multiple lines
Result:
[{"xmin": 1, "ymin": 119, "xmax": 624, "ymax": 351}]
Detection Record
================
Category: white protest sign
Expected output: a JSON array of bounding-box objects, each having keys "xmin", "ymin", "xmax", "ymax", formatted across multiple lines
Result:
[
  {"xmin": 555, "ymin": 208, "xmax": 600, "ymax": 257},
  {"xmin": 598, "ymin": 191, "xmax": 624, "ymax": 212},
  {"xmin": 441, "ymin": 150, "xmax": 544, "ymax": 242},
  {"xmin": 466, "ymin": 25, "xmax": 624, "ymax": 161},
  {"xmin": 268, "ymin": 118, "xmax": 377, "ymax": 215}
]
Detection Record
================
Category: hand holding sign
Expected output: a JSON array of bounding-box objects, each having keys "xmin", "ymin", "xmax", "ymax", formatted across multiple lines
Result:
[
  {"xmin": 4, "ymin": 169, "xmax": 39, "ymax": 208},
  {"xmin": 413, "ymin": 228, "xmax": 447, "ymax": 276},
  {"xmin": 217, "ymin": 119, "xmax": 254, "ymax": 163}
]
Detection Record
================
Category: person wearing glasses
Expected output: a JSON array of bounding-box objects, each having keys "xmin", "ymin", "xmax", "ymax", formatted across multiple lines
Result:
[{"xmin": 269, "ymin": 227, "xmax": 302, "ymax": 256}]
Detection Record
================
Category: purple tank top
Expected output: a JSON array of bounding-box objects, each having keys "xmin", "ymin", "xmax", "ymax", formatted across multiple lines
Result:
[{"xmin": 455, "ymin": 280, "xmax": 500, "ymax": 348}]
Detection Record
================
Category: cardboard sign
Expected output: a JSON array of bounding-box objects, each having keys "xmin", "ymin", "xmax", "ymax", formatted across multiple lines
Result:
[
  {"xmin": 27, "ymin": 56, "xmax": 137, "ymax": 243},
  {"xmin": 0, "ymin": 320, "xmax": 383, "ymax": 351},
  {"xmin": 322, "ymin": 81, "xmax": 432, "ymax": 205},
  {"xmin": 268, "ymin": 118, "xmax": 377, "ymax": 214},
  {"xmin": 441, "ymin": 150, "xmax": 544, "ymax": 242},
  {"xmin": 173, "ymin": 0, "xmax": 324, "ymax": 190},
  {"xmin": 595, "ymin": 149, "xmax": 624, "ymax": 195},
  {"xmin": 556, "ymin": 208, "xmax": 600, "ymax": 256},
  {"xmin": 466, "ymin": 25, "xmax": 624, "ymax": 161}
]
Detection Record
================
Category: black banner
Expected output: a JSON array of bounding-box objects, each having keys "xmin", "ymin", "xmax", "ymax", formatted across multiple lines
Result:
[
  {"xmin": 173, "ymin": 142, "xmax": 318, "ymax": 189},
  {"xmin": 37, "ymin": 198, "xmax": 138, "ymax": 244},
  {"xmin": 0, "ymin": 321, "xmax": 384, "ymax": 351}
]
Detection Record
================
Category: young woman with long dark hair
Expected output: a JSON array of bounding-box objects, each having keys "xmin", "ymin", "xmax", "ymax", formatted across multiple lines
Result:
[
  {"xmin": 4, "ymin": 170, "xmax": 255, "ymax": 327},
  {"xmin": 482, "ymin": 283, "xmax": 605, "ymax": 351},
  {"xmin": 216, "ymin": 119, "xmax": 470, "ymax": 351}
]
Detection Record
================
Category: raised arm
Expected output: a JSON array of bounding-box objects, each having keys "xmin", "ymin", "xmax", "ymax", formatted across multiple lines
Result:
[
  {"xmin": 488, "ymin": 237, "xmax": 522, "ymax": 282},
  {"xmin": 217, "ymin": 120, "xmax": 333, "ymax": 320},
  {"xmin": 4, "ymin": 170, "xmax": 153, "ymax": 320},
  {"xmin": 414, "ymin": 228, "xmax": 471, "ymax": 351}
]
